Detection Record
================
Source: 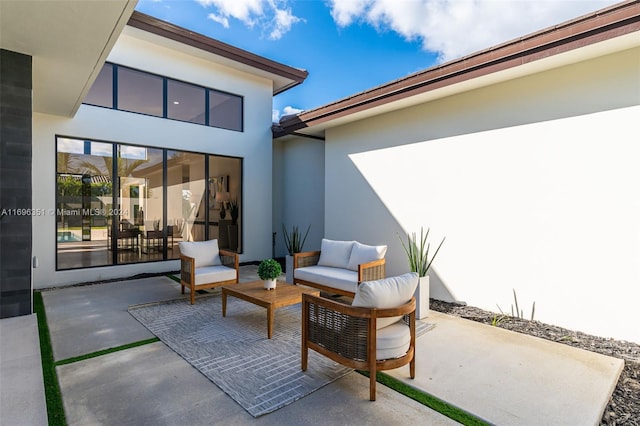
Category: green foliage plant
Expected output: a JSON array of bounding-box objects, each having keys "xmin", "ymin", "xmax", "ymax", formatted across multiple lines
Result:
[
  {"xmin": 496, "ymin": 289, "xmax": 536, "ymax": 322},
  {"xmin": 228, "ymin": 199, "xmax": 239, "ymax": 225},
  {"xmin": 257, "ymin": 258, "xmax": 282, "ymax": 280},
  {"xmin": 282, "ymin": 224, "xmax": 311, "ymax": 255},
  {"xmin": 398, "ymin": 226, "xmax": 445, "ymax": 276}
]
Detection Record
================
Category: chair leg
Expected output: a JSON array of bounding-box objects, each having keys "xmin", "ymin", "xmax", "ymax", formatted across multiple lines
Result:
[
  {"xmin": 370, "ymin": 368, "xmax": 376, "ymax": 401},
  {"xmin": 181, "ymin": 283, "xmax": 185, "ymax": 295},
  {"xmin": 410, "ymin": 357, "xmax": 415, "ymax": 379},
  {"xmin": 190, "ymin": 284, "xmax": 195, "ymax": 305},
  {"xmin": 301, "ymin": 344, "xmax": 308, "ymax": 371}
]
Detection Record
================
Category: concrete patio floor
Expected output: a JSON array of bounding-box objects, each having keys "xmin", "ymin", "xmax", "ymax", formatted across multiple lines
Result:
[{"xmin": 1, "ymin": 265, "xmax": 624, "ymax": 425}]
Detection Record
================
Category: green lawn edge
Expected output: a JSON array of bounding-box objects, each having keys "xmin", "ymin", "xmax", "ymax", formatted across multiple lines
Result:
[
  {"xmin": 359, "ymin": 371, "xmax": 489, "ymax": 426},
  {"xmin": 55, "ymin": 338, "xmax": 160, "ymax": 366},
  {"xmin": 166, "ymin": 273, "xmax": 180, "ymax": 283},
  {"xmin": 34, "ymin": 291, "xmax": 67, "ymax": 426}
]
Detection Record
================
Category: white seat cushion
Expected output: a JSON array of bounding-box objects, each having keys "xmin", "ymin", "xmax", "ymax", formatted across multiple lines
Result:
[
  {"xmin": 179, "ymin": 239, "xmax": 222, "ymax": 267},
  {"xmin": 295, "ymin": 265, "xmax": 358, "ymax": 294},
  {"xmin": 317, "ymin": 239, "xmax": 355, "ymax": 269},
  {"xmin": 376, "ymin": 321, "xmax": 411, "ymax": 360},
  {"xmin": 352, "ymin": 272, "xmax": 419, "ymax": 329},
  {"xmin": 193, "ymin": 265, "xmax": 236, "ymax": 286},
  {"xmin": 347, "ymin": 241, "xmax": 387, "ymax": 271}
]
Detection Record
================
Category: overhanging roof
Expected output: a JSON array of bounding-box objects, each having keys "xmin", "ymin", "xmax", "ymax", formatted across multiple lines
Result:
[
  {"xmin": 275, "ymin": 0, "xmax": 640, "ymax": 139},
  {"xmin": 0, "ymin": 0, "xmax": 137, "ymax": 117},
  {"xmin": 127, "ymin": 11, "xmax": 308, "ymax": 95},
  {"xmin": 0, "ymin": 2, "xmax": 307, "ymax": 118}
]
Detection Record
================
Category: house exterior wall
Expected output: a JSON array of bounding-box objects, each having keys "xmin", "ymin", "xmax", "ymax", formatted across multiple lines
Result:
[
  {"xmin": 273, "ymin": 137, "xmax": 325, "ymax": 257},
  {"xmin": 32, "ymin": 28, "xmax": 275, "ymax": 288},
  {"xmin": 318, "ymin": 46, "xmax": 640, "ymax": 343}
]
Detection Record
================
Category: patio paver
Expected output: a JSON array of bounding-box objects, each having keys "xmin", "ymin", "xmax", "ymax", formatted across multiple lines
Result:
[{"xmin": 1, "ymin": 266, "xmax": 625, "ymax": 425}]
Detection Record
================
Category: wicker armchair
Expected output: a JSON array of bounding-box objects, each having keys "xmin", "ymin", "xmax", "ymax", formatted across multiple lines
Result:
[
  {"xmin": 302, "ymin": 293, "xmax": 416, "ymax": 401},
  {"xmin": 179, "ymin": 239, "xmax": 239, "ymax": 304}
]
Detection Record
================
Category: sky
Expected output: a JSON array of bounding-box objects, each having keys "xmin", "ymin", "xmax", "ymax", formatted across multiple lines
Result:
[{"xmin": 135, "ymin": 0, "xmax": 621, "ymax": 122}]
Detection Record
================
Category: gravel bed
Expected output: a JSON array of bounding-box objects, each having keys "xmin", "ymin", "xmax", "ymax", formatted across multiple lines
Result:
[{"xmin": 429, "ymin": 300, "xmax": 640, "ymax": 426}]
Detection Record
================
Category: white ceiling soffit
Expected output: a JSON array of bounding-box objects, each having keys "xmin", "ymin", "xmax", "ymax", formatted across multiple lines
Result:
[{"xmin": 0, "ymin": 0, "xmax": 137, "ymax": 117}]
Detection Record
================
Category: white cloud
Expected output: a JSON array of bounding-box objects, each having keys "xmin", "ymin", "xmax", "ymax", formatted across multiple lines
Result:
[
  {"xmin": 207, "ymin": 13, "xmax": 230, "ymax": 28},
  {"xmin": 328, "ymin": 0, "xmax": 620, "ymax": 62},
  {"xmin": 197, "ymin": 0, "xmax": 303, "ymax": 39},
  {"xmin": 197, "ymin": 0, "xmax": 263, "ymax": 27},
  {"xmin": 273, "ymin": 105, "xmax": 304, "ymax": 122},
  {"xmin": 270, "ymin": 8, "xmax": 303, "ymax": 40},
  {"xmin": 283, "ymin": 105, "xmax": 303, "ymax": 115}
]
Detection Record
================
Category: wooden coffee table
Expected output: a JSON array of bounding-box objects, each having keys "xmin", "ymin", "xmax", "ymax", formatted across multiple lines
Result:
[{"xmin": 221, "ymin": 280, "xmax": 320, "ymax": 339}]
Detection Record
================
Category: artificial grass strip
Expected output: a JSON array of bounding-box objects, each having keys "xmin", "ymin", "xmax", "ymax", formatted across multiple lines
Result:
[
  {"xmin": 55, "ymin": 337, "xmax": 160, "ymax": 366},
  {"xmin": 358, "ymin": 371, "xmax": 489, "ymax": 426},
  {"xmin": 165, "ymin": 273, "xmax": 180, "ymax": 283},
  {"xmin": 34, "ymin": 291, "xmax": 67, "ymax": 426}
]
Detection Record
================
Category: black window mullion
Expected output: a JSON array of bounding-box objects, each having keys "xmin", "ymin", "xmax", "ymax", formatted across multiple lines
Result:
[
  {"xmin": 204, "ymin": 156, "xmax": 210, "ymax": 241},
  {"xmin": 113, "ymin": 65, "xmax": 118, "ymax": 110},
  {"xmin": 162, "ymin": 149, "xmax": 168, "ymax": 260},
  {"xmin": 163, "ymin": 78, "xmax": 168, "ymax": 118},
  {"xmin": 111, "ymin": 143, "xmax": 118, "ymax": 265},
  {"xmin": 205, "ymin": 89, "xmax": 210, "ymax": 127}
]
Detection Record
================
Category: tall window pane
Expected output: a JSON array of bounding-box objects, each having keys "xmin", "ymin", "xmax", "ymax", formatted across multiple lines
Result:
[
  {"xmin": 117, "ymin": 67, "xmax": 163, "ymax": 117},
  {"xmin": 167, "ymin": 151, "xmax": 206, "ymax": 258},
  {"xmin": 117, "ymin": 145, "xmax": 164, "ymax": 264},
  {"xmin": 84, "ymin": 63, "xmax": 113, "ymax": 108},
  {"xmin": 167, "ymin": 80, "xmax": 206, "ymax": 124},
  {"xmin": 56, "ymin": 137, "xmax": 114, "ymax": 269},
  {"xmin": 209, "ymin": 156, "xmax": 242, "ymax": 253},
  {"xmin": 209, "ymin": 91, "xmax": 243, "ymax": 131}
]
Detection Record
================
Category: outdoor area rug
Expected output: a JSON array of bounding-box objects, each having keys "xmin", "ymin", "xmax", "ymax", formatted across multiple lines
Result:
[{"xmin": 128, "ymin": 294, "xmax": 434, "ymax": 417}]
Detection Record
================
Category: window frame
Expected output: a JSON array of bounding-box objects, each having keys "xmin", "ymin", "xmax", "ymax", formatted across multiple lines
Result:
[{"xmin": 82, "ymin": 63, "xmax": 244, "ymax": 132}]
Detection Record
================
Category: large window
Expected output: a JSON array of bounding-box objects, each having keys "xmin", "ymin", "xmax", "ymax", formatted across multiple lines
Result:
[
  {"xmin": 84, "ymin": 63, "xmax": 113, "ymax": 108},
  {"xmin": 209, "ymin": 90, "xmax": 243, "ymax": 131},
  {"xmin": 56, "ymin": 136, "xmax": 243, "ymax": 270},
  {"xmin": 168, "ymin": 80, "xmax": 206, "ymax": 125},
  {"xmin": 117, "ymin": 67, "xmax": 164, "ymax": 117},
  {"xmin": 84, "ymin": 63, "xmax": 243, "ymax": 131}
]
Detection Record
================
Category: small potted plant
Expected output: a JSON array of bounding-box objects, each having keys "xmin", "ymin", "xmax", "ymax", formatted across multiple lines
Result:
[
  {"xmin": 398, "ymin": 226, "xmax": 445, "ymax": 319},
  {"xmin": 257, "ymin": 258, "xmax": 282, "ymax": 290},
  {"xmin": 282, "ymin": 224, "xmax": 310, "ymax": 283}
]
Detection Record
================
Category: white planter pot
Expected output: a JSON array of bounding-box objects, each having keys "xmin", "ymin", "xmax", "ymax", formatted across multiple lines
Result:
[
  {"xmin": 415, "ymin": 275, "xmax": 430, "ymax": 319},
  {"xmin": 285, "ymin": 255, "xmax": 294, "ymax": 284},
  {"xmin": 263, "ymin": 279, "xmax": 277, "ymax": 290}
]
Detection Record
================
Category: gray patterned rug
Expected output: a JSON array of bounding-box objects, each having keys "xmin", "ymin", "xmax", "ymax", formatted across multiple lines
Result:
[{"xmin": 128, "ymin": 293, "xmax": 434, "ymax": 417}]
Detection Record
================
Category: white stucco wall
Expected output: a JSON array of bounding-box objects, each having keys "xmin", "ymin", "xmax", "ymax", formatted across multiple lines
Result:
[
  {"xmin": 320, "ymin": 46, "xmax": 640, "ymax": 343},
  {"xmin": 32, "ymin": 28, "xmax": 274, "ymax": 288},
  {"xmin": 273, "ymin": 137, "xmax": 325, "ymax": 257}
]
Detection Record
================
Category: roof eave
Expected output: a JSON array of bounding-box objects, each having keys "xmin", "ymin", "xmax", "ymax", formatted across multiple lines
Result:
[
  {"xmin": 127, "ymin": 11, "xmax": 308, "ymax": 95},
  {"xmin": 276, "ymin": 0, "xmax": 640, "ymax": 137}
]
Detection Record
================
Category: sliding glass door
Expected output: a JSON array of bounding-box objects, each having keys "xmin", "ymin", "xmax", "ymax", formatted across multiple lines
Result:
[{"xmin": 56, "ymin": 137, "xmax": 242, "ymax": 270}]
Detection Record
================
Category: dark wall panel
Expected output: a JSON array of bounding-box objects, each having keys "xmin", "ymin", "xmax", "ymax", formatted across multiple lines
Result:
[{"xmin": 0, "ymin": 49, "xmax": 33, "ymax": 318}]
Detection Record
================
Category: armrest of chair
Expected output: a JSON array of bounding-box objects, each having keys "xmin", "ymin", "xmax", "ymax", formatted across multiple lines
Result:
[
  {"xmin": 219, "ymin": 250, "xmax": 239, "ymax": 282},
  {"xmin": 304, "ymin": 293, "xmax": 416, "ymax": 321},
  {"xmin": 358, "ymin": 258, "xmax": 386, "ymax": 283},
  {"xmin": 180, "ymin": 254, "xmax": 195, "ymax": 285},
  {"xmin": 302, "ymin": 293, "xmax": 416, "ymax": 362},
  {"xmin": 294, "ymin": 251, "xmax": 321, "ymax": 269}
]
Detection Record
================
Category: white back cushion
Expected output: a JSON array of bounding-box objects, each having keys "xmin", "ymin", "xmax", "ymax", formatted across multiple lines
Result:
[
  {"xmin": 317, "ymin": 239, "xmax": 355, "ymax": 269},
  {"xmin": 347, "ymin": 241, "xmax": 387, "ymax": 271},
  {"xmin": 352, "ymin": 272, "xmax": 418, "ymax": 329},
  {"xmin": 179, "ymin": 239, "xmax": 222, "ymax": 267}
]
